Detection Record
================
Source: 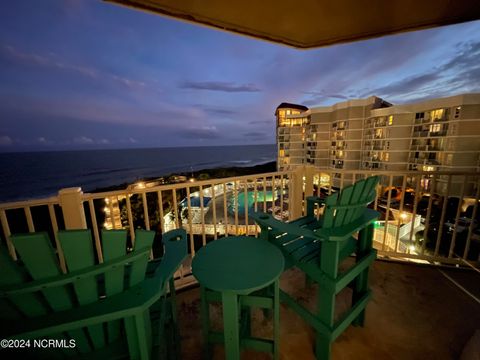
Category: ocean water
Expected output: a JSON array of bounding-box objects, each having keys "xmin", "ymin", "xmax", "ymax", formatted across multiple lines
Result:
[{"xmin": 0, "ymin": 145, "xmax": 276, "ymax": 202}]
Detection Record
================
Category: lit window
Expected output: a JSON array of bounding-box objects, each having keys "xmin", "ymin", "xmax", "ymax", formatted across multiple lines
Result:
[
  {"xmin": 430, "ymin": 124, "xmax": 441, "ymax": 132},
  {"xmin": 430, "ymin": 109, "xmax": 444, "ymax": 121},
  {"xmin": 388, "ymin": 115, "xmax": 393, "ymax": 125}
]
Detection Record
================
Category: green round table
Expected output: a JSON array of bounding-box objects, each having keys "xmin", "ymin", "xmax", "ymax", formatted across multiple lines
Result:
[{"xmin": 192, "ymin": 236, "xmax": 284, "ymax": 360}]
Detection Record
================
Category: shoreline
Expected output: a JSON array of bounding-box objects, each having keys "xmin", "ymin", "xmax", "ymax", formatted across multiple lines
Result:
[{"xmin": 91, "ymin": 161, "xmax": 277, "ymax": 194}]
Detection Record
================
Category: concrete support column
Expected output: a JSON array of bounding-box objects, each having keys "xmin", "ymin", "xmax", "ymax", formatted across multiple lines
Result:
[{"xmin": 58, "ymin": 187, "xmax": 87, "ymax": 229}]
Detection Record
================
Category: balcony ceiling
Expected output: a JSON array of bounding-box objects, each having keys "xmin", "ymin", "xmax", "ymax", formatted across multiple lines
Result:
[{"xmin": 105, "ymin": 0, "xmax": 480, "ymax": 48}]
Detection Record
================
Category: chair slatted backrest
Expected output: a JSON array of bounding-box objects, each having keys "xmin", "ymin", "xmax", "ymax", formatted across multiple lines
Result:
[
  {"xmin": 11, "ymin": 232, "xmax": 92, "ymax": 353},
  {"xmin": 58, "ymin": 230, "xmax": 107, "ymax": 350},
  {"xmin": 0, "ymin": 249, "xmax": 44, "ymax": 319},
  {"xmin": 321, "ymin": 176, "xmax": 379, "ymax": 231},
  {"xmin": 130, "ymin": 229, "xmax": 155, "ymax": 286},
  {"xmin": 7, "ymin": 229, "xmax": 156, "ymax": 354},
  {"xmin": 100, "ymin": 229, "xmax": 154, "ymax": 342}
]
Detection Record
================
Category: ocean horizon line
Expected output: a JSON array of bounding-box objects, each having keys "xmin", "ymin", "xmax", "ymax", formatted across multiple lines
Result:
[{"xmin": 0, "ymin": 143, "xmax": 277, "ymax": 155}]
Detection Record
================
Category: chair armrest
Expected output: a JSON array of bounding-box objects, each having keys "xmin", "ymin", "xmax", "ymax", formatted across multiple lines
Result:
[
  {"xmin": 2, "ymin": 276, "xmax": 162, "ymax": 339},
  {"xmin": 250, "ymin": 212, "xmax": 320, "ymax": 240},
  {"xmin": 0, "ymin": 249, "xmax": 151, "ymax": 297},
  {"xmin": 153, "ymin": 229, "xmax": 188, "ymax": 289}
]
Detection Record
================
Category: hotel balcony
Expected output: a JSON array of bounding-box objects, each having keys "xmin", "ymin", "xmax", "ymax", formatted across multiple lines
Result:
[{"xmin": 1, "ymin": 166, "xmax": 479, "ymax": 358}]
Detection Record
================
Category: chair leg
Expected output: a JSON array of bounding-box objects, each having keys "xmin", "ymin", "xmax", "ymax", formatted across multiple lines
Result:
[
  {"xmin": 316, "ymin": 287, "xmax": 335, "ymax": 360},
  {"xmin": 125, "ymin": 316, "xmax": 140, "ymax": 359},
  {"xmin": 240, "ymin": 306, "xmax": 251, "ymax": 338},
  {"xmin": 169, "ymin": 277, "xmax": 181, "ymax": 359},
  {"xmin": 222, "ymin": 292, "xmax": 241, "ymax": 360},
  {"xmin": 316, "ymin": 336, "xmax": 331, "ymax": 360},
  {"xmin": 273, "ymin": 279, "xmax": 280, "ymax": 360},
  {"xmin": 125, "ymin": 310, "xmax": 151, "ymax": 360},
  {"xmin": 353, "ymin": 223, "xmax": 373, "ymax": 327},
  {"xmin": 200, "ymin": 286, "xmax": 211, "ymax": 359},
  {"xmin": 156, "ymin": 295, "xmax": 169, "ymax": 359},
  {"xmin": 136, "ymin": 310, "xmax": 152, "ymax": 360}
]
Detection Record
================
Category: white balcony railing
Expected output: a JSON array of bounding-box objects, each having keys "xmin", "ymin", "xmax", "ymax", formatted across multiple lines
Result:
[{"xmin": 1, "ymin": 166, "xmax": 479, "ymax": 289}]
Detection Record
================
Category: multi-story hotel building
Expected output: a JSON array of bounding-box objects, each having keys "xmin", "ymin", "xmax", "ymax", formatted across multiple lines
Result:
[{"xmin": 276, "ymin": 93, "xmax": 480, "ymax": 194}]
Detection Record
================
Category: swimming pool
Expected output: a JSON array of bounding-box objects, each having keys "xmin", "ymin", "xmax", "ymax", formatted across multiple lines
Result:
[
  {"xmin": 180, "ymin": 196, "xmax": 211, "ymax": 208},
  {"xmin": 228, "ymin": 190, "xmax": 276, "ymax": 214}
]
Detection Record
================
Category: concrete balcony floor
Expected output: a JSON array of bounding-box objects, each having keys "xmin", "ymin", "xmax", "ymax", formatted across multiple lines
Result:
[{"xmin": 176, "ymin": 260, "xmax": 480, "ymax": 359}]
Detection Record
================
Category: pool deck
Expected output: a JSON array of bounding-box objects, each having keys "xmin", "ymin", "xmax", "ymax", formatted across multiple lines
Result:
[{"xmin": 175, "ymin": 260, "xmax": 480, "ymax": 359}]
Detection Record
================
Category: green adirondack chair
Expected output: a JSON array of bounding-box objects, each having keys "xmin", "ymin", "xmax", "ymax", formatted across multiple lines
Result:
[
  {"xmin": 0, "ymin": 228, "xmax": 187, "ymax": 360},
  {"xmin": 251, "ymin": 175, "xmax": 380, "ymax": 360}
]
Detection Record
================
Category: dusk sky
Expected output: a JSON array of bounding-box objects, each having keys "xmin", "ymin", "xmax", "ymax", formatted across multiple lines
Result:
[{"xmin": 1, "ymin": 1, "xmax": 480, "ymax": 151}]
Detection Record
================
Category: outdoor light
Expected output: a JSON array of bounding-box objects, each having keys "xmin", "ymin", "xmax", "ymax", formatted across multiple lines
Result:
[
  {"xmin": 400, "ymin": 212, "xmax": 408, "ymax": 220},
  {"xmin": 136, "ymin": 182, "xmax": 146, "ymax": 189},
  {"xmin": 189, "ymin": 178, "xmax": 195, "ymax": 182},
  {"xmin": 409, "ymin": 245, "xmax": 416, "ymax": 252}
]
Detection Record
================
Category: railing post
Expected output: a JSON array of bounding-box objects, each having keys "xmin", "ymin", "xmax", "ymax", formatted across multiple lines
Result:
[
  {"xmin": 58, "ymin": 187, "xmax": 87, "ymax": 229},
  {"xmin": 304, "ymin": 165, "xmax": 315, "ymax": 198},
  {"xmin": 288, "ymin": 166, "xmax": 305, "ymax": 220}
]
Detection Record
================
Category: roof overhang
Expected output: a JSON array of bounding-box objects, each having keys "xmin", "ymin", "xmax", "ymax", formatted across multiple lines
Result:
[{"xmin": 105, "ymin": 0, "xmax": 480, "ymax": 49}]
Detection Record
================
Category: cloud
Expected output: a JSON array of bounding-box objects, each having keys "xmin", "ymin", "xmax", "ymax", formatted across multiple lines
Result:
[
  {"xmin": 360, "ymin": 40, "xmax": 480, "ymax": 103},
  {"xmin": 73, "ymin": 136, "xmax": 94, "ymax": 144},
  {"xmin": 0, "ymin": 135, "xmax": 13, "ymax": 146},
  {"xmin": 300, "ymin": 91, "xmax": 350, "ymax": 106},
  {"xmin": 248, "ymin": 119, "xmax": 273, "ymax": 125},
  {"xmin": 195, "ymin": 105, "xmax": 237, "ymax": 116},
  {"xmin": 180, "ymin": 126, "xmax": 220, "ymax": 139},
  {"xmin": 179, "ymin": 81, "xmax": 261, "ymax": 92},
  {"xmin": 1, "ymin": 45, "xmax": 146, "ymax": 90},
  {"xmin": 0, "ymin": 94, "xmax": 204, "ymax": 129},
  {"xmin": 362, "ymin": 73, "xmax": 442, "ymax": 98},
  {"xmin": 36, "ymin": 136, "xmax": 55, "ymax": 145},
  {"xmin": 304, "ymin": 91, "xmax": 348, "ymax": 100},
  {"xmin": 72, "ymin": 136, "xmax": 114, "ymax": 145}
]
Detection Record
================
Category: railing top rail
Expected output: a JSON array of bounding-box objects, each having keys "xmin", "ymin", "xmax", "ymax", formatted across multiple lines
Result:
[
  {"xmin": 2, "ymin": 166, "xmax": 480, "ymax": 209},
  {"xmin": 82, "ymin": 170, "xmax": 292, "ymax": 200},
  {"xmin": 0, "ymin": 196, "xmax": 59, "ymax": 211},
  {"xmin": 317, "ymin": 169, "xmax": 480, "ymax": 176}
]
